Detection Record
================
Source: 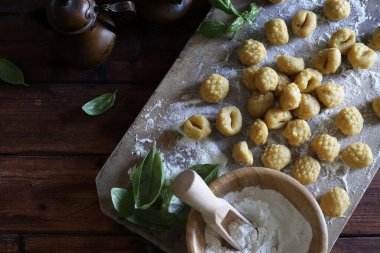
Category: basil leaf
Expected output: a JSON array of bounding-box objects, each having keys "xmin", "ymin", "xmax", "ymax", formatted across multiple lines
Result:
[
  {"xmin": 0, "ymin": 58, "xmax": 27, "ymax": 86},
  {"xmin": 111, "ymin": 188, "xmax": 131, "ymax": 217},
  {"xmin": 209, "ymin": 0, "xmax": 240, "ymax": 17},
  {"xmin": 133, "ymin": 142, "xmax": 165, "ymax": 210},
  {"xmin": 191, "ymin": 164, "xmax": 221, "ymax": 184},
  {"xmin": 242, "ymin": 3, "xmax": 260, "ymax": 25},
  {"xmin": 227, "ymin": 16, "xmax": 244, "ymax": 33},
  {"xmin": 160, "ymin": 185, "xmax": 173, "ymax": 211},
  {"xmin": 82, "ymin": 90, "xmax": 117, "ymax": 116},
  {"xmin": 199, "ymin": 21, "xmax": 228, "ymax": 38}
]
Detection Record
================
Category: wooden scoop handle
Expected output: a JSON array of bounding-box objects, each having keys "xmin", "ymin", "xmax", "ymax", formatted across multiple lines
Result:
[{"xmin": 171, "ymin": 170, "xmax": 223, "ymax": 218}]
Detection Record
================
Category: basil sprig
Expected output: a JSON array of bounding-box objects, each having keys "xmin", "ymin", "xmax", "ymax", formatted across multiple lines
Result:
[
  {"xmin": 111, "ymin": 143, "xmax": 222, "ymax": 229},
  {"xmin": 199, "ymin": 2, "xmax": 260, "ymax": 38},
  {"xmin": 82, "ymin": 90, "xmax": 117, "ymax": 116},
  {"xmin": 0, "ymin": 58, "xmax": 27, "ymax": 86}
]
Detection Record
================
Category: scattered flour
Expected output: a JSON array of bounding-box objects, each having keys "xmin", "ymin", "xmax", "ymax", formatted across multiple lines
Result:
[{"xmin": 205, "ymin": 187, "xmax": 312, "ymax": 253}]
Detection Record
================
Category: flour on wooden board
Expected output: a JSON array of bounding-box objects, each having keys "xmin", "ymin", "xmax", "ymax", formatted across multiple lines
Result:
[{"xmin": 129, "ymin": 0, "xmax": 380, "ymax": 237}]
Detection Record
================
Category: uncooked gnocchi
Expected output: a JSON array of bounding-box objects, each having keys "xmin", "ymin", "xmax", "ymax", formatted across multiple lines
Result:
[
  {"xmin": 311, "ymin": 134, "xmax": 340, "ymax": 163},
  {"xmin": 243, "ymin": 65, "xmax": 260, "ymax": 90},
  {"xmin": 320, "ymin": 187, "xmax": 350, "ymax": 217},
  {"xmin": 280, "ymin": 83, "xmax": 301, "ymax": 110},
  {"xmin": 372, "ymin": 96, "xmax": 380, "ymax": 118},
  {"xmin": 328, "ymin": 28, "xmax": 356, "ymax": 55},
  {"xmin": 183, "ymin": 114, "xmax": 212, "ymax": 140},
  {"xmin": 292, "ymin": 94, "xmax": 321, "ymax": 120},
  {"xmin": 313, "ymin": 48, "xmax": 341, "ymax": 74},
  {"xmin": 264, "ymin": 18, "xmax": 289, "ymax": 45},
  {"xmin": 232, "ymin": 141, "xmax": 254, "ymax": 166},
  {"xmin": 216, "ymin": 106, "xmax": 242, "ymax": 136},
  {"xmin": 262, "ymin": 144, "xmax": 291, "ymax": 170},
  {"xmin": 295, "ymin": 68, "xmax": 322, "ymax": 93},
  {"xmin": 335, "ymin": 106, "xmax": 364, "ymax": 136},
  {"xmin": 274, "ymin": 72, "xmax": 291, "ymax": 98},
  {"xmin": 276, "ymin": 55, "xmax": 305, "ymax": 75},
  {"xmin": 282, "ymin": 119, "xmax": 311, "ymax": 147},
  {"xmin": 369, "ymin": 26, "xmax": 380, "ymax": 50},
  {"xmin": 200, "ymin": 74, "xmax": 229, "ymax": 103},
  {"xmin": 292, "ymin": 10, "xmax": 317, "ymax": 38},
  {"xmin": 292, "ymin": 156, "xmax": 321, "ymax": 185},
  {"xmin": 247, "ymin": 91, "xmax": 275, "ymax": 118},
  {"xmin": 316, "ymin": 82, "xmax": 345, "ymax": 108},
  {"xmin": 249, "ymin": 119, "xmax": 268, "ymax": 145},
  {"xmin": 347, "ymin": 43, "xmax": 377, "ymax": 70},
  {"xmin": 238, "ymin": 39, "xmax": 267, "ymax": 65},
  {"xmin": 255, "ymin": 67, "xmax": 278, "ymax": 93},
  {"xmin": 323, "ymin": 0, "xmax": 350, "ymax": 20},
  {"xmin": 264, "ymin": 108, "xmax": 293, "ymax": 130},
  {"xmin": 342, "ymin": 142, "xmax": 373, "ymax": 169}
]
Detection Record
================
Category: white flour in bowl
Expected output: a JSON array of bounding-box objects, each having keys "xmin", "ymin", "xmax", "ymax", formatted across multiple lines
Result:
[{"xmin": 205, "ymin": 187, "xmax": 312, "ymax": 253}]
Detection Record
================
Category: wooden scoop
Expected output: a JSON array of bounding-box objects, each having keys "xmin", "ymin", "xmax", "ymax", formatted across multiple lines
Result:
[{"xmin": 172, "ymin": 169, "xmax": 253, "ymax": 251}]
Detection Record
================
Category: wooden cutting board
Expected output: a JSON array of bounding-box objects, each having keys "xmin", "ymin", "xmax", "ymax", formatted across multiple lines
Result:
[{"xmin": 96, "ymin": 0, "xmax": 380, "ymax": 252}]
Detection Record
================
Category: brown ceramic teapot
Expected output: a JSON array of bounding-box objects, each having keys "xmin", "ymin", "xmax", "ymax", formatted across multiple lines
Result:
[{"xmin": 47, "ymin": 0, "xmax": 135, "ymax": 69}]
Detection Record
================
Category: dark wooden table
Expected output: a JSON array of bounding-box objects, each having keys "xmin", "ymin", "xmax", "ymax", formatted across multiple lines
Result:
[{"xmin": 0, "ymin": 1, "xmax": 379, "ymax": 252}]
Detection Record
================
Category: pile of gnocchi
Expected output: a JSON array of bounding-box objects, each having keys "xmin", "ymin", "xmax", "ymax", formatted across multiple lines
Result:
[{"xmin": 183, "ymin": 0, "xmax": 380, "ymax": 218}]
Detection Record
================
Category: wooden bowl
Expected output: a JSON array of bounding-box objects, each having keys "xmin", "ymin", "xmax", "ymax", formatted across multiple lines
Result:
[{"xmin": 186, "ymin": 167, "xmax": 328, "ymax": 253}]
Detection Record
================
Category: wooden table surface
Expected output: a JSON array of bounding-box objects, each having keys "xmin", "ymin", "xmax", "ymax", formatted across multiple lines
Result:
[{"xmin": 0, "ymin": 0, "xmax": 379, "ymax": 252}]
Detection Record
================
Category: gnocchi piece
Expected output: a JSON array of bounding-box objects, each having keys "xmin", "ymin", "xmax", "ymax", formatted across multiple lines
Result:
[
  {"xmin": 247, "ymin": 91, "xmax": 275, "ymax": 118},
  {"xmin": 328, "ymin": 28, "xmax": 356, "ymax": 55},
  {"xmin": 274, "ymin": 72, "xmax": 291, "ymax": 98},
  {"xmin": 280, "ymin": 83, "xmax": 301, "ymax": 110},
  {"xmin": 255, "ymin": 67, "xmax": 278, "ymax": 93},
  {"xmin": 342, "ymin": 142, "xmax": 373, "ymax": 169},
  {"xmin": 295, "ymin": 68, "xmax": 322, "ymax": 93},
  {"xmin": 292, "ymin": 94, "xmax": 321, "ymax": 120},
  {"xmin": 264, "ymin": 108, "xmax": 292, "ymax": 130},
  {"xmin": 183, "ymin": 114, "xmax": 212, "ymax": 140},
  {"xmin": 238, "ymin": 39, "xmax": 267, "ymax": 65},
  {"xmin": 276, "ymin": 55, "xmax": 305, "ymax": 75},
  {"xmin": 249, "ymin": 119, "xmax": 268, "ymax": 145},
  {"xmin": 320, "ymin": 187, "xmax": 350, "ymax": 217},
  {"xmin": 313, "ymin": 48, "xmax": 341, "ymax": 74},
  {"xmin": 216, "ymin": 106, "xmax": 242, "ymax": 136},
  {"xmin": 267, "ymin": 0, "xmax": 285, "ymax": 3},
  {"xmin": 311, "ymin": 134, "xmax": 340, "ymax": 163},
  {"xmin": 292, "ymin": 156, "xmax": 321, "ymax": 184},
  {"xmin": 323, "ymin": 0, "xmax": 350, "ymax": 20},
  {"xmin": 316, "ymin": 82, "xmax": 345, "ymax": 108},
  {"xmin": 243, "ymin": 65, "xmax": 260, "ymax": 90},
  {"xmin": 335, "ymin": 106, "xmax": 364, "ymax": 136},
  {"xmin": 372, "ymin": 96, "xmax": 380, "ymax": 118},
  {"xmin": 347, "ymin": 43, "xmax": 377, "ymax": 70},
  {"xmin": 262, "ymin": 144, "xmax": 291, "ymax": 170},
  {"xmin": 292, "ymin": 10, "xmax": 317, "ymax": 38},
  {"xmin": 200, "ymin": 74, "xmax": 229, "ymax": 103},
  {"xmin": 264, "ymin": 18, "xmax": 289, "ymax": 45},
  {"xmin": 369, "ymin": 26, "xmax": 380, "ymax": 50},
  {"xmin": 232, "ymin": 141, "xmax": 254, "ymax": 166},
  {"xmin": 282, "ymin": 119, "xmax": 311, "ymax": 147}
]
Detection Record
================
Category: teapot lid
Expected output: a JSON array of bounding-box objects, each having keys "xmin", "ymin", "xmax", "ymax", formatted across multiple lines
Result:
[{"xmin": 47, "ymin": 0, "xmax": 98, "ymax": 34}]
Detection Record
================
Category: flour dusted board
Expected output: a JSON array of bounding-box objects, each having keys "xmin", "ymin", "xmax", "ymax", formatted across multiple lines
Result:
[{"xmin": 96, "ymin": 0, "xmax": 380, "ymax": 252}]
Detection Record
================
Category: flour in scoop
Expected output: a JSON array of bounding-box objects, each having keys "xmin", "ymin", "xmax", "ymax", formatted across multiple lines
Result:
[{"xmin": 205, "ymin": 187, "xmax": 312, "ymax": 253}]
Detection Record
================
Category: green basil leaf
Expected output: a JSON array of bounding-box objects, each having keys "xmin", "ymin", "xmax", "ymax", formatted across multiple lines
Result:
[
  {"xmin": 199, "ymin": 21, "xmax": 228, "ymax": 38},
  {"xmin": 227, "ymin": 16, "xmax": 244, "ymax": 33},
  {"xmin": 133, "ymin": 142, "xmax": 165, "ymax": 210},
  {"xmin": 82, "ymin": 90, "xmax": 117, "ymax": 116},
  {"xmin": 111, "ymin": 188, "xmax": 131, "ymax": 217},
  {"xmin": 209, "ymin": 0, "xmax": 240, "ymax": 17},
  {"xmin": 160, "ymin": 185, "xmax": 173, "ymax": 211},
  {"xmin": 242, "ymin": 3, "xmax": 260, "ymax": 24},
  {"xmin": 190, "ymin": 163, "xmax": 221, "ymax": 184},
  {"xmin": 0, "ymin": 58, "xmax": 27, "ymax": 86}
]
